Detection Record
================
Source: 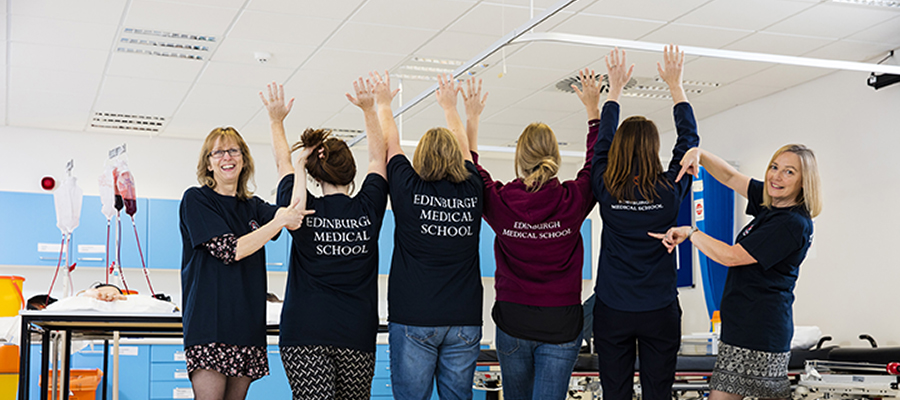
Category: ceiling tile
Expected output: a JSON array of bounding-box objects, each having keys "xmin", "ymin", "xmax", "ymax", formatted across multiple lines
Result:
[
  {"xmin": 448, "ymin": 2, "xmax": 536, "ymax": 36},
  {"xmin": 733, "ymin": 64, "xmax": 834, "ymax": 89},
  {"xmin": 7, "ymin": 91, "xmax": 94, "ymax": 131},
  {"xmin": 764, "ymin": 2, "xmax": 898, "ymax": 39},
  {"xmin": 228, "ymin": 10, "xmax": 342, "ymax": 46},
  {"xmin": 300, "ymin": 48, "xmax": 407, "ymax": 79},
  {"xmin": 8, "ymin": 66, "xmax": 103, "ymax": 96},
  {"xmin": 579, "ymin": 0, "xmax": 710, "ymax": 22},
  {"xmin": 199, "ymin": 61, "xmax": 295, "ymax": 88},
  {"xmin": 163, "ymin": 102, "xmax": 256, "ymax": 140},
  {"xmin": 689, "ymin": 83, "xmax": 781, "ymax": 118},
  {"xmin": 12, "ymin": 0, "xmax": 127, "ymax": 24},
  {"xmin": 639, "ymin": 23, "xmax": 753, "ymax": 49},
  {"xmin": 163, "ymin": 0, "xmax": 245, "ymax": 8},
  {"xmin": 9, "ymin": 42, "xmax": 109, "ymax": 74},
  {"xmin": 106, "ymin": 51, "xmax": 204, "ymax": 81},
  {"xmin": 93, "ymin": 76, "xmax": 193, "ymax": 116},
  {"xmin": 124, "ymin": 0, "xmax": 238, "ymax": 35},
  {"xmin": 10, "ymin": 15, "xmax": 119, "ymax": 50},
  {"xmin": 477, "ymin": 64, "xmax": 570, "ymax": 91},
  {"xmin": 326, "ymin": 22, "xmax": 436, "ymax": 55},
  {"xmin": 514, "ymin": 90, "xmax": 587, "ymax": 113},
  {"xmin": 460, "ymin": 86, "xmax": 536, "ymax": 119},
  {"xmin": 547, "ymin": 13, "xmax": 665, "ymax": 40},
  {"xmin": 683, "ymin": 57, "xmax": 771, "ymax": 84},
  {"xmin": 724, "ymin": 32, "xmax": 835, "ymax": 56},
  {"xmin": 483, "ymin": 103, "xmax": 574, "ymax": 125},
  {"xmin": 184, "ymin": 83, "xmax": 272, "ymax": 112},
  {"xmin": 351, "ymin": 0, "xmax": 476, "ymax": 30},
  {"xmin": 503, "ymin": 41, "xmax": 604, "ymax": 71},
  {"xmin": 246, "ymin": 0, "xmax": 366, "ymax": 19},
  {"xmin": 414, "ymin": 30, "xmax": 502, "ymax": 61},
  {"xmin": 675, "ymin": 0, "xmax": 814, "ymax": 31},
  {"xmin": 211, "ymin": 38, "xmax": 316, "ymax": 69},
  {"xmin": 847, "ymin": 14, "xmax": 900, "ymax": 47},
  {"xmin": 803, "ymin": 39, "xmax": 895, "ymax": 63}
]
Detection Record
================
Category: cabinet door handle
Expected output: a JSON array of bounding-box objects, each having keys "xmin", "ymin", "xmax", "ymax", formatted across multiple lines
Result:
[
  {"xmin": 39, "ymin": 257, "xmax": 59, "ymax": 261},
  {"xmin": 266, "ymin": 263, "xmax": 284, "ymax": 266},
  {"xmin": 77, "ymin": 257, "xmax": 104, "ymax": 261}
]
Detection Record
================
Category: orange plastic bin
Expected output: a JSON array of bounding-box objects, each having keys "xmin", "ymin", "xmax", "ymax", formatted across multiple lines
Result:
[
  {"xmin": 41, "ymin": 369, "xmax": 104, "ymax": 400},
  {"xmin": 0, "ymin": 344, "xmax": 19, "ymax": 399}
]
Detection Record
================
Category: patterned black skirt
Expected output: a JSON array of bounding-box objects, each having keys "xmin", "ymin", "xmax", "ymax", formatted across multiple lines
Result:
[
  {"xmin": 709, "ymin": 341, "xmax": 791, "ymax": 398},
  {"xmin": 184, "ymin": 342, "xmax": 269, "ymax": 381}
]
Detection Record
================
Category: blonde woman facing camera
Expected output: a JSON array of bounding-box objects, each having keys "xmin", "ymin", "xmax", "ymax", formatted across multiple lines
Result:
[
  {"xmin": 462, "ymin": 73, "xmax": 599, "ymax": 400},
  {"xmin": 180, "ymin": 127, "xmax": 307, "ymax": 400},
  {"xmin": 652, "ymin": 144, "xmax": 821, "ymax": 400}
]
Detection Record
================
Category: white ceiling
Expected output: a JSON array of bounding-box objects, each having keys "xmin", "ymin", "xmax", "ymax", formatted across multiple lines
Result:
[{"xmin": 4, "ymin": 0, "xmax": 899, "ymax": 151}]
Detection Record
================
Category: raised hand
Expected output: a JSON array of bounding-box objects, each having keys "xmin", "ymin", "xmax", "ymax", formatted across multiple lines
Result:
[
  {"xmin": 435, "ymin": 73, "xmax": 460, "ymax": 111},
  {"xmin": 259, "ymin": 82, "xmax": 294, "ymax": 122},
  {"xmin": 676, "ymin": 147, "xmax": 701, "ymax": 182},
  {"xmin": 657, "ymin": 44, "xmax": 684, "ymax": 89},
  {"xmin": 346, "ymin": 76, "xmax": 376, "ymax": 111},
  {"xmin": 462, "ymin": 78, "xmax": 488, "ymax": 119},
  {"xmin": 572, "ymin": 68, "xmax": 601, "ymax": 119},
  {"xmin": 371, "ymin": 70, "xmax": 399, "ymax": 106},
  {"xmin": 605, "ymin": 48, "xmax": 634, "ymax": 101}
]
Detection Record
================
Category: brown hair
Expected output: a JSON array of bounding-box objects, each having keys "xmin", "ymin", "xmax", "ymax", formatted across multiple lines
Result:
[
  {"xmin": 412, "ymin": 127, "xmax": 469, "ymax": 183},
  {"xmin": 515, "ymin": 123, "xmax": 560, "ymax": 192},
  {"xmin": 762, "ymin": 144, "xmax": 822, "ymax": 218},
  {"xmin": 196, "ymin": 127, "xmax": 255, "ymax": 200},
  {"xmin": 292, "ymin": 128, "xmax": 357, "ymax": 190},
  {"xmin": 603, "ymin": 116, "xmax": 670, "ymax": 202}
]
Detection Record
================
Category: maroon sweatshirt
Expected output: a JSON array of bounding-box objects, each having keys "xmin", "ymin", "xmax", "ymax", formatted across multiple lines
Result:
[{"xmin": 473, "ymin": 120, "xmax": 598, "ymax": 307}]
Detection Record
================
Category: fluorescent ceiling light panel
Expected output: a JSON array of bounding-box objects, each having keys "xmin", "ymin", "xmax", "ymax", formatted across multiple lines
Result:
[
  {"xmin": 513, "ymin": 33, "xmax": 900, "ymax": 75},
  {"xmin": 830, "ymin": 0, "xmax": 900, "ymax": 8}
]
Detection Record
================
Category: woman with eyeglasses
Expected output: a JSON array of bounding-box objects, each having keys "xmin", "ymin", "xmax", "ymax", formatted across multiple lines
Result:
[{"xmin": 179, "ymin": 127, "xmax": 308, "ymax": 400}]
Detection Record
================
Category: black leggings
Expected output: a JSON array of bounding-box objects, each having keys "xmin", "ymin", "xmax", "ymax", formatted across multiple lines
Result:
[{"xmin": 593, "ymin": 299, "xmax": 682, "ymax": 400}]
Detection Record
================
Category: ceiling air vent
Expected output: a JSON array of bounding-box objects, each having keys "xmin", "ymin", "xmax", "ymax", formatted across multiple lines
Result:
[
  {"xmin": 557, "ymin": 73, "xmax": 719, "ymax": 100},
  {"xmin": 321, "ymin": 128, "xmax": 365, "ymax": 141},
  {"xmin": 91, "ymin": 112, "xmax": 166, "ymax": 132},
  {"xmin": 556, "ymin": 74, "xmax": 637, "ymax": 94},
  {"xmin": 115, "ymin": 28, "xmax": 216, "ymax": 61}
]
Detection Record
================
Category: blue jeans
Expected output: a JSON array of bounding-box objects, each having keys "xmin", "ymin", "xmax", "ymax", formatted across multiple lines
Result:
[
  {"xmin": 389, "ymin": 323, "xmax": 482, "ymax": 400},
  {"xmin": 495, "ymin": 327, "xmax": 582, "ymax": 400}
]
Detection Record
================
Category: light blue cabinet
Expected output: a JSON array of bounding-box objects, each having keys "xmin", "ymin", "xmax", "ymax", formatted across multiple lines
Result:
[
  {"xmin": 0, "ymin": 191, "xmax": 148, "ymax": 269},
  {"xmin": 27, "ymin": 343, "xmax": 150, "ymax": 400}
]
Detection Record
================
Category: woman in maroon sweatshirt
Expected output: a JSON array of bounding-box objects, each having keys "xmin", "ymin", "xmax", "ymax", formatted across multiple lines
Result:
[{"xmin": 463, "ymin": 72, "xmax": 599, "ymax": 400}]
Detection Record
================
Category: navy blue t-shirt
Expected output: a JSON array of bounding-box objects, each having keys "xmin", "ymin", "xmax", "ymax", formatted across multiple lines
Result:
[
  {"xmin": 386, "ymin": 155, "xmax": 484, "ymax": 326},
  {"xmin": 720, "ymin": 179, "xmax": 813, "ymax": 352},
  {"xmin": 592, "ymin": 101, "xmax": 700, "ymax": 312},
  {"xmin": 180, "ymin": 185, "xmax": 278, "ymax": 347},
  {"xmin": 276, "ymin": 173, "xmax": 389, "ymax": 353}
]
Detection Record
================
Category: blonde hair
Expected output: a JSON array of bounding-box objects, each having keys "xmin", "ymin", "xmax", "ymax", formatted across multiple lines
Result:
[
  {"xmin": 515, "ymin": 122, "xmax": 560, "ymax": 192},
  {"xmin": 762, "ymin": 144, "xmax": 822, "ymax": 218},
  {"xmin": 196, "ymin": 127, "xmax": 256, "ymax": 200},
  {"xmin": 604, "ymin": 116, "xmax": 670, "ymax": 202},
  {"xmin": 412, "ymin": 127, "xmax": 469, "ymax": 183}
]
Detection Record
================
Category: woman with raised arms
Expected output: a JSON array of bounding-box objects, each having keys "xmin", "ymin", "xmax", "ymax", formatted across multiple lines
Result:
[{"xmin": 261, "ymin": 75, "xmax": 389, "ymax": 399}]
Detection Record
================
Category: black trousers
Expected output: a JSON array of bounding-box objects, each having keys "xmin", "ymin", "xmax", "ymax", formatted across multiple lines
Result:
[{"xmin": 593, "ymin": 299, "xmax": 682, "ymax": 400}]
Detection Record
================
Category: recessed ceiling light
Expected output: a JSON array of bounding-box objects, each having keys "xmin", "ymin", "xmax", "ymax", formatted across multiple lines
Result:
[
  {"xmin": 394, "ymin": 74, "xmax": 439, "ymax": 81},
  {"xmin": 412, "ymin": 57, "xmax": 465, "ymax": 66},
  {"xmin": 401, "ymin": 65, "xmax": 456, "ymax": 74},
  {"xmin": 91, "ymin": 112, "xmax": 166, "ymax": 132},
  {"xmin": 830, "ymin": 0, "xmax": 900, "ymax": 8},
  {"xmin": 116, "ymin": 27, "xmax": 215, "ymax": 61},
  {"xmin": 635, "ymin": 85, "xmax": 704, "ymax": 94}
]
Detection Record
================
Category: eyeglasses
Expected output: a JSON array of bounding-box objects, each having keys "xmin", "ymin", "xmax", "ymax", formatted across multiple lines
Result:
[{"xmin": 209, "ymin": 148, "xmax": 242, "ymax": 159}]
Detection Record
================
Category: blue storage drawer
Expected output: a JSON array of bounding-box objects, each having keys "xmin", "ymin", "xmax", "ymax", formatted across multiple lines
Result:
[
  {"xmin": 151, "ymin": 380, "xmax": 194, "ymax": 399},
  {"xmin": 373, "ymin": 360, "xmax": 391, "ymax": 378},
  {"xmin": 371, "ymin": 377, "xmax": 393, "ymax": 396},
  {"xmin": 151, "ymin": 362, "xmax": 190, "ymax": 382},
  {"xmin": 151, "ymin": 345, "xmax": 186, "ymax": 362}
]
